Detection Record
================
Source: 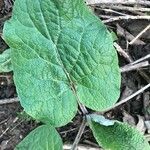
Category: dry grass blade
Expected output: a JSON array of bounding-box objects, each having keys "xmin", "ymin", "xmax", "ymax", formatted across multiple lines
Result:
[
  {"xmin": 64, "ymin": 144, "xmax": 101, "ymax": 150},
  {"xmin": 131, "ymin": 54, "xmax": 150, "ymax": 65},
  {"xmin": 104, "ymin": 5, "xmax": 150, "ymax": 12},
  {"xmin": 103, "ymin": 16, "xmax": 150, "ymax": 23},
  {"xmin": 116, "ymin": 24, "xmax": 145, "ymax": 45},
  {"xmin": 71, "ymin": 117, "xmax": 87, "ymax": 150},
  {"xmin": 120, "ymin": 61, "xmax": 149, "ymax": 73},
  {"xmin": 0, "ymin": 97, "xmax": 19, "ymax": 105},
  {"xmin": 104, "ymin": 83, "xmax": 150, "ymax": 112},
  {"xmin": 129, "ymin": 24, "xmax": 150, "ymax": 45},
  {"xmin": 114, "ymin": 43, "xmax": 132, "ymax": 62},
  {"xmin": 86, "ymin": 0, "xmax": 150, "ymax": 6}
]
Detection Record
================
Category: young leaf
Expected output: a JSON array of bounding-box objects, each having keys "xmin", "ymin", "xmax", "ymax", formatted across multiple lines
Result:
[
  {"xmin": 88, "ymin": 116, "xmax": 150, "ymax": 150},
  {"xmin": 15, "ymin": 125, "xmax": 63, "ymax": 150},
  {"xmin": 87, "ymin": 114, "xmax": 115, "ymax": 126},
  {"xmin": 0, "ymin": 49, "xmax": 12, "ymax": 72},
  {"xmin": 111, "ymin": 31, "xmax": 118, "ymax": 42},
  {"xmin": 3, "ymin": 0, "xmax": 120, "ymax": 127}
]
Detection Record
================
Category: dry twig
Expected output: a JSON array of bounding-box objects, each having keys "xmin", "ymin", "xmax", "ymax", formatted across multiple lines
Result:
[
  {"xmin": 86, "ymin": 0, "xmax": 150, "ymax": 6},
  {"xmin": 117, "ymin": 24, "xmax": 145, "ymax": 45},
  {"xmin": 104, "ymin": 83, "xmax": 150, "ymax": 112},
  {"xmin": 129, "ymin": 24, "xmax": 150, "ymax": 45},
  {"xmin": 103, "ymin": 15, "xmax": 150, "ymax": 23},
  {"xmin": 0, "ymin": 97, "xmax": 19, "ymax": 105},
  {"xmin": 104, "ymin": 5, "xmax": 150, "ymax": 12},
  {"xmin": 114, "ymin": 42, "xmax": 132, "ymax": 62},
  {"xmin": 71, "ymin": 117, "xmax": 87, "ymax": 150},
  {"xmin": 64, "ymin": 144, "xmax": 100, "ymax": 150},
  {"xmin": 120, "ymin": 61, "xmax": 149, "ymax": 73},
  {"xmin": 131, "ymin": 54, "xmax": 150, "ymax": 65}
]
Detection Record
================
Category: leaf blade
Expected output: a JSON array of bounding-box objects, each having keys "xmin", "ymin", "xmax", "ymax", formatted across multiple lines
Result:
[
  {"xmin": 3, "ymin": 0, "xmax": 120, "ymax": 126},
  {"xmin": 15, "ymin": 125, "xmax": 63, "ymax": 150},
  {"xmin": 88, "ymin": 116, "xmax": 150, "ymax": 150}
]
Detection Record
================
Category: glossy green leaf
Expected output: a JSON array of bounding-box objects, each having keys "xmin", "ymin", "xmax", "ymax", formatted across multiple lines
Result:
[
  {"xmin": 15, "ymin": 125, "xmax": 63, "ymax": 150},
  {"xmin": 0, "ymin": 49, "xmax": 12, "ymax": 72},
  {"xmin": 88, "ymin": 116, "xmax": 150, "ymax": 150},
  {"xmin": 3, "ymin": 0, "xmax": 120, "ymax": 127}
]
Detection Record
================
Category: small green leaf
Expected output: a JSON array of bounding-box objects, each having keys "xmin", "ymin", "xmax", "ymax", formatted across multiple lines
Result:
[
  {"xmin": 87, "ymin": 114, "xmax": 114, "ymax": 126},
  {"xmin": 0, "ymin": 49, "xmax": 12, "ymax": 72},
  {"xmin": 88, "ymin": 117, "xmax": 150, "ymax": 150},
  {"xmin": 111, "ymin": 31, "xmax": 118, "ymax": 42},
  {"xmin": 15, "ymin": 125, "xmax": 63, "ymax": 150},
  {"xmin": 3, "ymin": 0, "xmax": 120, "ymax": 127}
]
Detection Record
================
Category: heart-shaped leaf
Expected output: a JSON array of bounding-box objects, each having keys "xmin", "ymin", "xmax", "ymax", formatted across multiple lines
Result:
[
  {"xmin": 15, "ymin": 125, "xmax": 63, "ymax": 150},
  {"xmin": 0, "ymin": 49, "xmax": 12, "ymax": 72},
  {"xmin": 3, "ymin": 0, "xmax": 120, "ymax": 127},
  {"xmin": 88, "ymin": 115, "xmax": 150, "ymax": 150}
]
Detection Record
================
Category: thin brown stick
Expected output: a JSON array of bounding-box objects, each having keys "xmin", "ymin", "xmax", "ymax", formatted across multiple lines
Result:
[
  {"xmin": 129, "ymin": 24, "xmax": 150, "ymax": 45},
  {"xmin": 105, "ymin": 5, "xmax": 150, "ymax": 12},
  {"xmin": 71, "ymin": 117, "xmax": 87, "ymax": 150},
  {"xmin": 104, "ymin": 83, "xmax": 150, "ymax": 112},
  {"xmin": 103, "ymin": 15, "xmax": 150, "ymax": 23},
  {"xmin": 86, "ymin": 0, "xmax": 150, "ymax": 6},
  {"xmin": 120, "ymin": 61, "xmax": 149, "ymax": 73},
  {"xmin": 78, "ymin": 102, "xmax": 88, "ymax": 114},
  {"xmin": 131, "ymin": 54, "xmax": 150, "ymax": 65},
  {"xmin": 64, "ymin": 144, "xmax": 100, "ymax": 150},
  {"xmin": 100, "ymin": 15, "xmax": 112, "ymax": 19},
  {"xmin": 114, "ymin": 42, "xmax": 132, "ymax": 62},
  {"xmin": 102, "ymin": 8, "xmax": 127, "ymax": 16},
  {"xmin": 0, "ymin": 117, "xmax": 18, "ymax": 139},
  {"xmin": 0, "ymin": 97, "xmax": 19, "ymax": 105},
  {"xmin": 114, "ymin": 42, "xmax": 150, "ymax": 83},
  {"xmin": 116, "ymin": 24, "xmax": 145, "ymax": 45}
]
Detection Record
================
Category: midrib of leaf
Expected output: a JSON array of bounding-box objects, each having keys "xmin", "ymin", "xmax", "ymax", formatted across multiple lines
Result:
[{"xmin": 31, "ymin": 1, "xmax": 81, "ymax": 103}]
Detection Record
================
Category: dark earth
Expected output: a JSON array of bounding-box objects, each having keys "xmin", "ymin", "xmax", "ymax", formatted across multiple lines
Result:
[{"xmin": 0, "ymin": 0, "xmax": 150, "ymax": 149}]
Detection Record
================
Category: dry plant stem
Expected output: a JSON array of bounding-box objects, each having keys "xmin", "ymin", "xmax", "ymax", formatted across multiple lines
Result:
[
  {"xmin": 115, "ymin": 26, "xmax": 150, "ymax": 82},
  {"xmin": 0, "ymin": 117, "xmax": 18, "ymax": 139},
  {"xmin": 64, "ymin": 144, "xmax": 100, "ymax": 150},
  {"xmin": 104, "ymin": 83, "xmax": 150, "ymax": 112},
  {"xmin": 71, "ymin": 117, "xmax": 87, "ymax": 150},
  {"xmin": 115, "ymin": 43, "xmax": 150, "ymax": 82},
  {"xmin": 104, "ymin": 5, "xmax": 150, "ymax": 12},
  {"xmin": 129, "ymin": 24, "xmax": 150, "ymax": 45},
  {"xmin": 102, "ymin": 8, "xmax": 127, "ymax": 16},
  {"xmin": 0, "ymin": 97, "xmax": 19, "ymax": 105},
  {"xmin": 100, "ymin": 15, "xmax": 112, "ymax": 19},
  {"xmin": 120, "ymin": 61, "xmax": 149, "ymax": 73},
  {"xmin": 70, "ymin": 86, "xmax": 88, "ymax": 149},
  {"xmin": 131, "ymin": 54, "xmax": 150, "ymax": 65},
  {"xmin": 99, "ymin": 5, "xmax": 145, "ymax": 16},
  {"xmin": 79, "ymin": 102, "xmax": 88, "ymax": 114},
  {"xmin": 116, "ymin": 24, "xmax": 145, "ymax": 45},
  {"xmin": 103, "ymin": 16, "xmax": 150, "ymax": 23},
  {"xmin": 114, "ymin": 42, "xmax": 132, "ymax": 62},
  {"xmin": 84, "ymin": 140, "xmax": 99, "ymax": 148},
  {"xmin": 86, "ymin": 0, "xmax": 150, "ymax": 6}
]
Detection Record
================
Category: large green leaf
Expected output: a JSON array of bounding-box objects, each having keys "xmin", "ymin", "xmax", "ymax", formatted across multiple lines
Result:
[
  {"xmin": 15, "ymin": 125, "xmax": 63, "ymax": 150},
  {"xmin": 88, "ymin": 115, "xmax": 150, "ymax": 150},
  {"xmin": 3, "ymin": 0, "xmax": 120, "ymax": 127},
  {"xmin": 0, "ymin": 49, "xmax": 12, "ymax": 72}
]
